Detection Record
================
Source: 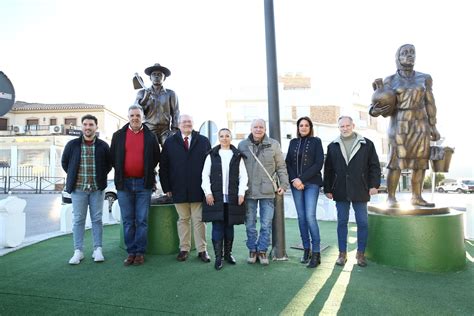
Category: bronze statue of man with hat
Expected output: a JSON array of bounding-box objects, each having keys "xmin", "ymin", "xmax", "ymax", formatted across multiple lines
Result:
[{"xmin": 135, "ymin": 63, "xmax": 179, "ymax": 146}]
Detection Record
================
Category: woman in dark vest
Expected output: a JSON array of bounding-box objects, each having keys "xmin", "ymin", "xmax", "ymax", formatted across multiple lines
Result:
[
  {"xmin": 286, "ymin": 116, "xmax": 324, "ymax": 268},
  {"xmin": 201, "ymin": 128, "xmax": 248, "ymax": 270}
]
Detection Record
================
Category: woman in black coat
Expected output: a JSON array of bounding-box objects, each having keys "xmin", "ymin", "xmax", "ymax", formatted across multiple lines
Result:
[
  {"xmin": 201, "ymin": 128, "xmax": 248, "ymax": 270},
  {"xmin": 286, "ymin": 116, "xmax": 324, "ymax": 268}
]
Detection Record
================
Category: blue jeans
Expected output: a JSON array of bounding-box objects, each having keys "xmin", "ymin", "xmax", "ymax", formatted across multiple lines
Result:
[
  {"xmin": 291, "ymin": 184, "xmax": 321, "ymax": 252},
  {"xmin": 117, "ymin": 178, "xmax": 152, "ymax": 255},
  {"xmin": 335, "ymin": 201, "xmax": 368, "ymax": 252},
  {"xmin": 212, "ymin": 204, "xmax": 234, "ymax": 241},
  {"xmin": 71, "ymin": 189, "xmax": 105, "ymax": 251},
  {"xmin": 212, "ymin": 222, "xmax": 234, "ymax": 241},
  {"xmin": 245, "ymin": 198, "xmax": 274, "ymax": 252}
]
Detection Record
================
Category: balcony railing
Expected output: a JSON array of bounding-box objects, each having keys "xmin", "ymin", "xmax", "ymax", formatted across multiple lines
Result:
[{"xmin": 0, "ymin": 125, "xmax": 80, "ymax": 136}]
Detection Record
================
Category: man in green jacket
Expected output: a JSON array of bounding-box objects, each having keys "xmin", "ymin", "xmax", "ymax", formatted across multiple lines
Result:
[{"xmin": 238, "ymin": 119, "xmax": 289, "ymax": 265}]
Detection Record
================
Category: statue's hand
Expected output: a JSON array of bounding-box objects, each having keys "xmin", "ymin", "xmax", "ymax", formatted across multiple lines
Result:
[
  {"xmin": 138, "ymin": 89, "xmax": 151, "ymax": 106},
  {"xmin": 143, "ymin": 89, "xmax": 151, "ymax": 99},
  {"xmin": 370, "ymin": 102, "xmax": 394, "ymax": 118},
  {"xmin": 430, "ymin": 126, "xmax": 441, "ymax": 141}
]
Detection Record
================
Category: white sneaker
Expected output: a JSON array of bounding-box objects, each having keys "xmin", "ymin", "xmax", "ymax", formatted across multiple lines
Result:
[
  {"xmin": 258, "ymin": 252, "xmax": 270, "ymax": 265},
  {"xmin": 69, "ymin": 250, "xmax": 84, "ymax": 265},
  {"xmin": 92, "ymin": 247, "xmax": 105, "ymax": 262}
]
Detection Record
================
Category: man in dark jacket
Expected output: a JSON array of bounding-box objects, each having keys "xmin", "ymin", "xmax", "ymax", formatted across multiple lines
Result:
[
  {"xmin": 61, "ymin": 114, "xmax": 111, "ymax": 265},
  {"xmin": 159, "ymin": 114, "xmax": 211, "ymax": 263},
  {"xmin": 323, "ymin": 116, "xmax": 381, "ymax": 267},
  {"xmin": 110, "ymin": 105, "xmax": 160, "ymax": 266}
]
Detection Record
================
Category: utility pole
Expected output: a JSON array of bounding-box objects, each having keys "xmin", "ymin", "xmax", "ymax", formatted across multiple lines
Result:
[{"xmin": 264, "ymin": 0, "xmax": 287, "ymax": 260}]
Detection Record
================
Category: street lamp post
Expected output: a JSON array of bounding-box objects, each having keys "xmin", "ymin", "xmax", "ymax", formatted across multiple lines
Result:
[{"xmin": 264, "ymin": 0, "xmax": 287, "ymax": 260}]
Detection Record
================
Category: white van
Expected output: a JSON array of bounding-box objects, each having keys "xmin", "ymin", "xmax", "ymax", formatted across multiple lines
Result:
[{"xmin": 436, "ymin": 179, "xmax": 474, "ymax": 193}]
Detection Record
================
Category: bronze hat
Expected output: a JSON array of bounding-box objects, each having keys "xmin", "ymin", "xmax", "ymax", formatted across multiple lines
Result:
[{"xmin": 144, "ymin": 63, "xmax": 171, "ymax": 77}]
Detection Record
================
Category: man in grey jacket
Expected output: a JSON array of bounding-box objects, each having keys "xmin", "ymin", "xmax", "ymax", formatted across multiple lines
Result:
[{"xmin": 238, "ymin": 118, "xmax": 289, "ymax": 265}]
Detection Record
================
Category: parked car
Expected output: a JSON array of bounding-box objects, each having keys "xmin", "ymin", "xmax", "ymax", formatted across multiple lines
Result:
[
  {"xmin": 62, "ymin": 180, "xmax": 117, "ymax": 211},
  {"xmin": 436, "ymin": 179, "xmax": 474, "ymax": 193}
]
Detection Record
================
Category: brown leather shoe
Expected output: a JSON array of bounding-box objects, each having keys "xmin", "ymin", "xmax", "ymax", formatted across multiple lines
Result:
[
  {"xmin": 335, "ymin": 252, "xmax": 347, "ymax": 266},
  {"xmin": 356, "ymin": 251, "xmax": 367, "ymax": 267},
  {"xmin": 177, "ymin": 250, "xmax": 189, "ymax": 262},
  {"xmin": 123, "ymin": 255, "xmax": 135, "ymax": 266},
  {"xmin": 133, "ymin": 254, "xmax": 145, "ymax": 266},
  {"xmin": 198, "ymin": 251, "xmax": 211, "ymax": 263}
]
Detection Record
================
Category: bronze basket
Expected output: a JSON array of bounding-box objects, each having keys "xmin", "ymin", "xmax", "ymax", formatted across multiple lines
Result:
[{"xmin": 430, "ymin": 146, "xmax": 454, "ymax": 173}]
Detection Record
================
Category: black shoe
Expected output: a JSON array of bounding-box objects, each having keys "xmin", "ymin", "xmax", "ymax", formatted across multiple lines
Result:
[
  {"xmin": 224, "ymin": 239, "xmax": 237, "ymax": 264},
  {"xmin": 212, "ymin": 240, "xmax": 223, "ymax": 270},
  {"xmin": 300, "ymin": 248, "xmax": 311, "ymax": 264},
  {"xmin": 177, "ymin": 251, "xmax": 189, "ymax": 262},
  {"xmin": 198, "ymin": 251, "xmax": 211, "ymax": 263},
  {"xmin": 307, "ymin": 252, "xmax": 321, "ymax": 268}
]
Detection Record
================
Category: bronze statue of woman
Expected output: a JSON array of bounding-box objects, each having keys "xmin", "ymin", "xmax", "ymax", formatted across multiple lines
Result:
[{"xmin": 370, "ymin": 44, "xmax": 441, "ymax": 207}]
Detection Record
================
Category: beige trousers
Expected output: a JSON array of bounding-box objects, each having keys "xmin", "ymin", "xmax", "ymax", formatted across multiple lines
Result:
[{"xmin": 174, "ymin": 202, "xmax": 207, "ymax": 252}]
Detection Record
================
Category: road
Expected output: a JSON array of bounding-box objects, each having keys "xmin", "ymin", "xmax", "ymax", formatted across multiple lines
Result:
[{"xmin": 7, "ymin": 193, "xmax": 63, "ymax": 237}]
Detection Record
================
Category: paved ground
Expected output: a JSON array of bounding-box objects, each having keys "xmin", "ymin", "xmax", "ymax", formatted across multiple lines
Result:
[{"xmin": 17, "ymin": 193, "xmax": 63, "ymax": 237}]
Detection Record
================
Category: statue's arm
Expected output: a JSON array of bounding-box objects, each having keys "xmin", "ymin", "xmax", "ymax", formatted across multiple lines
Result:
[
  {"xmin": 425, "ymin": 75, "xmax": 441, "ymax": 141},
  {"xmin": 136, "ymin": 89, "xmax": 150, "ymax": 108},
  {"xmin": 425, "ymin": 75, "xmax": 437, "ymax": 126},
  {"xmin": 170, "ymin": 91, "xmax": 180, "ymax": 132}
]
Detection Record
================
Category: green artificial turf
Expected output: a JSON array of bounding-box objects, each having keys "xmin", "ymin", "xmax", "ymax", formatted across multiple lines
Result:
[{"xmin": 0, "ymin": 220, "xmax": 472, "ymax": 315}]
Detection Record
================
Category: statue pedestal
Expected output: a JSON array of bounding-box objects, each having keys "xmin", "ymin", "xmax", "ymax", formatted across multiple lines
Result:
[
  {"xmin": 120, "ymin": 203, "xmax": 191, "ymax": 255},
  {"xmin": 366, "ymin": 205, "xmax": 466, "ymax": 272}
]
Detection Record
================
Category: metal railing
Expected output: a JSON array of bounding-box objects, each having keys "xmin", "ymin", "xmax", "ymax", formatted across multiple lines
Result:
[
  {"xmin": 0, "ymin": 166, "xmax": 65, "ymax": 193},
  {"xmin": 39, "ymin": 177, "xmax": 65, "ymax": 193},
  {"xmin": 8, "ymin": 176, "xmax": 39, "ymax": 193},
  {"xmin": 0, "ymin": 176, "xmax": 6, "ymax": 194}
]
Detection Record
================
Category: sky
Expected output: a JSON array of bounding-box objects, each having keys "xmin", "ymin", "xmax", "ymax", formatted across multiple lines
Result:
[{"xmin": 1, "ymin": 0, "xmax": 473, "ymax": 178}]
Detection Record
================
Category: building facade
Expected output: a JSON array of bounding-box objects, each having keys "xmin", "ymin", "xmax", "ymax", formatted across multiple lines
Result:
[
  {"xmin": 0, "ymin": 101, "xmax": 127, "ymax": 191},
  {"xmin": 225, "ymin": 73, "xmax": 389, "ymax": 162}
]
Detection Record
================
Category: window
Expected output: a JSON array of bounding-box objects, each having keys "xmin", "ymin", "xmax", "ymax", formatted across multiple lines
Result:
[
  {"xmin": 26, "ymin": 119, "xmax": 39, "ymax": 131},
  {"xmin": 64, "ymin": 118, "xmax": 77, "ymax": 127},
  {"xmin": 50, "ymin": 118, "xmax": 57, "ymax": 125},
  {"xmin": 26, "ymin": 119, "xmax": 39, "ymax": 125},
  {"xmin": 0, "ymin": 118, "xmax": 7, "ymax": 131}
]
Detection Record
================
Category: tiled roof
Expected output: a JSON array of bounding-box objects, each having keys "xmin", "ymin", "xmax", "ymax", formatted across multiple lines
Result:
[{"xmin": 12, "ymin": 101, "xmax": 105, "ymax": 111}]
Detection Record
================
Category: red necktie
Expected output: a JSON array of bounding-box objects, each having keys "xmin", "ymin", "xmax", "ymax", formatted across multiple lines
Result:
[{"xmin": 184, "ymin": 136, "xmax": 189, "ymax": 151}]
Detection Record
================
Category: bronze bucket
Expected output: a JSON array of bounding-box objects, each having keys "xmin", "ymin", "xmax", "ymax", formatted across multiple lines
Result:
[{"xmin": 430, "ymin": 146, "xmax": 454, "ymax": 173}]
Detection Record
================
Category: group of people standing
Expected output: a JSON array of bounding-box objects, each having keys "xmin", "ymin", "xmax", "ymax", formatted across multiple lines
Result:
[
  {"xmin": 62, "ymin": 43, "xmax": 441, "ymax": 270},
  {"xmin": 62, "ymin": 109, "xmax": 380, "ymax": 270}
]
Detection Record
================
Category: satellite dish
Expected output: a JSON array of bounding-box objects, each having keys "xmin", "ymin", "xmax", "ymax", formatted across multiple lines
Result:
[
  {"xmin": 199, "ymin": 120, "xmax": 218, "ymax": 145},
  {"xmin": 0, "ymin": 72, "xmax": 15, "ymax": 116}
]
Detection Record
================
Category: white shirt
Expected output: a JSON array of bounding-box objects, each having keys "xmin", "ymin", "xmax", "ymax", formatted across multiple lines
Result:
[{"xmin": 201, "ymin": 148, "xmax": 248, "ymax": 202}]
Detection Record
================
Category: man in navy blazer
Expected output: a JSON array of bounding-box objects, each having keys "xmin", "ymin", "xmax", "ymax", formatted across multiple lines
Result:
[{"xmin": 159, "ymin": 114, "xmax": 212, "ymax": 262}]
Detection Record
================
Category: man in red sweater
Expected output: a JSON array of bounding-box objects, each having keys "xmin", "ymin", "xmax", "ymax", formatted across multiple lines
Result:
[{"xmin": 111, "ymin": 105, "xmax": 160, "ymax": 266}]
